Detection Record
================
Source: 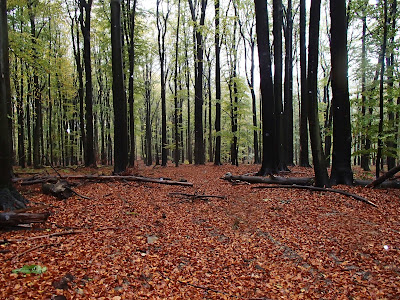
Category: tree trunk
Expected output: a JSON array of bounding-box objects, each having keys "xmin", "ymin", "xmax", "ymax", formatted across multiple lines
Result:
[
  {"xmin": 174, "ymin": 0, "xmax": 181, "ymax": 167},
  {"xmin": 111, "ymin": 0, "xmax": 128, "ymax": 174},
  {"xmin": 128, "ymin": 0, "xmax": 137, "ymax": 167},
  {"xmin": 79, "ymin": 0, "xmax": 95, "ymax": 167},
  {"xmin": 307, "ymin": 0, "xmax": 330, "ymax": 187},
  {"xmin": 299, "ymin": 0, "xmax": 310, "ymax": 167},
  {"xmin": 386, "ymin": 0, "xmax": 397, "ymax": 170},
  {"xmin": 284, "ymin": 0, "xmax": 294, "ymax": 166},
  {"xmin": 214, "ymin": 0, "xmax": 222, "ymax": 165},
  {"xmin": 28, "ymin": 0, "xmax": 42, "ymax": 169},
  {"xmin": 273, "ymin": 0, "xmax": 287, "ymax": 171},
  {"xmin": 0, "ymin": 0, "xmax": 12, "ymax": 188},
  {"xmin": 188, "ymin": 0, "xmax": 206, "ymax": 165},
  {"xmin": 157, "ymin": 0, "xmax": 170, "ymax": 167},
  {"xmin": 329, "ymin": 0, "xmax": 353, "ymax": 185},
  {"xmin": 360, "ymin": 14, "xmax": 370, "ymax": 171},
  {"xmin": 254, "ymin": 0, "xmax": 279, "ymax": 175},
  {"xmin": 376, "ymin": 0, "xmax": 388, "ymax": 178}
]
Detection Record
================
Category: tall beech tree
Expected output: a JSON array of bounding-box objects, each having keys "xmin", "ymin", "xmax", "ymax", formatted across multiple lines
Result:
[
  {"xmin": 376, "ymin": 0, "xmax": 388, "ymax": 178},
  {"xmin": 0, "ymin": 0, "xmax": 27, "ymax": 210},
  {"xmin": 173, "ymin": 0, "xmax": 181, "ymax": 167},
  {"xmin": 299, "ymin": 0, "xmax": 310, "ymax": 167},
  {"xmin": 0, "ymin": 0, "xmax": 12, "ymax": 189},
  {"xmin": 156, "ymin": 0, "xmax": 171, "ymax": 166},
  {"xmin": 254, "ymin": 0, "xmax": 279, "ymax": 175},
  {"xmin": 126, "ymin": 0, "xmax": 137, "ymax": 166},
  {"xmin": 79, "ymin": 0, "xmax": 95, "ymax": 167},
  {"xmin": 188, "ymin": 0, "xmax": 207, "ymax": 165},
  {"xmin": 330, "ymin": 0, "xmax": 353, "ymax": 185},
  {"xmin": 283, "ymin": 0, "xmax": 294, "ymax": 166},
  {"xmin": 307, "ymin": 0, "xmax": 330, "ymax": 187},
  {"xmin": 28, "ymin": 0, "xmax": 42, "ymax": 168},
  {"xmin": 111, "ymin": 0, "xmax": 128, "ymax": 174},
  {"xmin": 273, "ymin": 0, "xmax": 287, "ymax": 171},
  {"xmin": 329, "ymin": 0, "xmax": 353, "ymax": 185},
  {"xmin": 214, "ymin": 0, "xmax": 222, "ymax": 165}
]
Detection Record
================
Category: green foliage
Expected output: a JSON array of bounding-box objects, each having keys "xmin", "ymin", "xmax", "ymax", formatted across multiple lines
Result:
[{"xmin": 12, "ymin": 265, "xmax": 47, "ymax": 274}]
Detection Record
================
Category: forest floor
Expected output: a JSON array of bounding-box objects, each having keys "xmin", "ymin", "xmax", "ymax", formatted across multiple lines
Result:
[{"xmin": 1, "ymin": 163, "xmax": 400, "ymax": 299}]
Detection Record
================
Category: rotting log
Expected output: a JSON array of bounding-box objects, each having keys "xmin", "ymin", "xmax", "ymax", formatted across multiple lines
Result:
[
  {"xmin": 15, "ymin": 175, "xmax": 193, "ymax": 187},
  {"xmin": 253, "ymin": 184, "xmax": 377, "ymax": 207},
  {"xmin": 223, "ymin": 173, "xmax": 314, "ymax": 185},
  {"xmin": 223, "ymin": 173, "xmax": 400, "ymax": 189},
  {"xmin": 0, "ymin": 211, "xmax": 50, "ymax": 227}
]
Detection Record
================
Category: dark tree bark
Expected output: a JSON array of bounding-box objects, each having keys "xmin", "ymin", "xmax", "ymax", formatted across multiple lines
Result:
[
  {"xmin": 0, "ymin": 0, "xmax": 28, "ymax": 211},
  {"xmin": 376, "ymin": 0, "xmax": 388, "ymax": 178},
  {"xmin": 273, "ymin": 0, "xmax": 287, "ymax": 171},
  {"xmin": 299, "ymin": 0, "xmax": 310, "ymax": 167},
  {"xmin": 128, "ymin": 0, "xmax": 137, "ymax": 167},
  {"xmin": 184, "ymin": 34, "xmax": 192, "ymax": 164},
  {"xmin": 28, "ymin": 0, "xmax": 42, "ymax": 169},
  {"xmin": 157, "ymin": 0, "xmax": 171, "ymax": 167},
  {"xmin": 329, "ymin": 0, "xmax": 353, "ymax": 185},
  {"xmin": 0, "ymin": 0, "xmax": 12, "ymax": 189},
  {"xmin": 144, "ymin": 63, "xmax": 152, "ymax": 166},
  {"xmin": 173, "ymin": 0, "xmax": 181, "ymax": 167},
  {"xmin": 283, "ymin": 0, "xmax": 294, "ymax": 166},
  {"xmin": 386, "ymin": 0, "xmax": 397, "ymax": 170},
  {"xmin": 26, "ymin": 70, "xmax": 32, "ymax": 166},
  {"xmin": 79, "ymin": 0, "xmax": 96, "ymax": 167},
  {"xmin": 360, "ymin": 14, "xmax": 370, "ymax": 171},
  {"xmin": 307, "ymin": 0, "xmax": 330, "ymax": 187},
  {"xmin": 188, "ymin": 0, "xmax": 207, "ymax": 165},
  {"xmin": 254, "ymin": 0, "xmax": 279, "ymax": 175},
  {"xmin": 17, "ymin": 58, "xmax": 25, "ymax": 168},
  {"xmin": 214, "ymin": 0, "xmax": 222, "ymax": 165},
  {"xmin": 111, "ymin": 0, "xmax": 128, "ymax": 174}
]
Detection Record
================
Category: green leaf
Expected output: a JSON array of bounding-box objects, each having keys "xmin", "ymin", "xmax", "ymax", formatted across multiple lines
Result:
[{"xmin": 12, "ymin": 265, "xmax": 47, "ymax": 274}]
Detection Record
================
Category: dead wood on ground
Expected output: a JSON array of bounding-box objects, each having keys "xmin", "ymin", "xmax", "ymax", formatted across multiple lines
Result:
[
  {"xmin": 366, "ymin": 164, "xmax": 400, "ymax": 188},
  {"xmin": 253, "ymin": 184, "xmax": 377, "ymax": 207},
  {"xmin": 0, "ymin": 211, "xmax": 50, "ymax": 227},
  {"xmin": 15, "ymin": 175, "xmax": 193, "ymax": 187},
  {"xmin": 168, "ymin": 192, "xmax": 225, "ymax": 202},
  {"xmin": 223, "ymin": 173, "xmax": 314, "ymax": 185}
]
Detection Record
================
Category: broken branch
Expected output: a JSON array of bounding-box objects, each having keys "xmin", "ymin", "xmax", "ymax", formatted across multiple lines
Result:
[{"xmin": 253, "ymin": 184, "xmax": 377, "ymax": 207}]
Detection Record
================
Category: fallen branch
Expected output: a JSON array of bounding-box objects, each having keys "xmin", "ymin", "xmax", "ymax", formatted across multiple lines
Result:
[
  {"xmin": 0, "ymin": 230, "xmax": 84, "ymax": 244},
  {"xmin": 223, "ymin": 173, "xmax": 314, "ymax": 186},
  {"xmin": 253, "ymin": 184, "xmax": 377, "ymax": 207},
  {"xmin": 0, "ymin": 212, "xmax": 50, "ymax": 227},
  {"xmin": 366, "ymin": 164, "xmax": 400, "ymax": 188},
  {"xmin": 168, "ymin": 192, "xmax": 225, "ymax": 202},
  {"xmin": 17, "ymin": 175, "xmax": 193, "ymax": 187}
]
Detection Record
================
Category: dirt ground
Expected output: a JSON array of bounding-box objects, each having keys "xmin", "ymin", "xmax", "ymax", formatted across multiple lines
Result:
[{"xmin": 1, "ymin": 163, "xmax": 399, "ymax": 299}]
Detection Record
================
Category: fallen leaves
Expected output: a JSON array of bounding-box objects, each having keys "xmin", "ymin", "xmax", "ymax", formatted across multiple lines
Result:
[{"xmin": 1, "ymin": 164, "xmax": 399, "ymax": 299}]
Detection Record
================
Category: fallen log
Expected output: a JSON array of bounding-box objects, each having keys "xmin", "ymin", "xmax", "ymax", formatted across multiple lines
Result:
[
  {"xmin": 366, "ymin": 164, "xmax": 400, "ymax": 188},
  {"xmin": 354, "ymin": 179, "xmax": 400, "ymax": 189},
  {"xmin": 253, "ymin": 184, "xmax": 377, "ymax": 207},
  {"xmin": 0, "ymin": 211, "xmax": 50, "ymax": 227},
  {"xmin": 223, "ymin": 173, "xmax": 314, "ymax": 186},
  {"xmin": 16, "ymin": 175, "xmax": 193, "ymax": 187}
]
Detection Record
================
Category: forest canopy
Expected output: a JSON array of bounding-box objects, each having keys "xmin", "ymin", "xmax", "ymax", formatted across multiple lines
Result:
[{"xmin": 3, "ymin": 0, "xmax": 399, "ymax": 173}]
